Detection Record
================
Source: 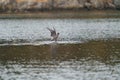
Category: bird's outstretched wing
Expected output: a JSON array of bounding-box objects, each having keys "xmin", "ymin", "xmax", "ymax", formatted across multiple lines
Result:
[{"xmin": 47, "ymin": 27, "xmax": 56, "ymax": 37}]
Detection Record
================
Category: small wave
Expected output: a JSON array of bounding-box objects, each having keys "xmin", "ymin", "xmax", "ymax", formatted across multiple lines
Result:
[{"xmin": 0, "ymin": 40, "xmax": 82, "ymax": 46}]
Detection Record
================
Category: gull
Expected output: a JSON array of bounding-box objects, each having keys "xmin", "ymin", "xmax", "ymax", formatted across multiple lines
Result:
[{"xmin": 47, "ymin": 27, "xmax": 59, "ymax": 41}]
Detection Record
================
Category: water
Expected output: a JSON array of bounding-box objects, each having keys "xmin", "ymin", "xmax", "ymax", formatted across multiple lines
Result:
[
  {"xmin": 0, "ymin": 19, "xmax": 120, "ymax": 80},
  {"xmin": 0, "ymin": 19, "xmax": 120, "ymax": 44}
]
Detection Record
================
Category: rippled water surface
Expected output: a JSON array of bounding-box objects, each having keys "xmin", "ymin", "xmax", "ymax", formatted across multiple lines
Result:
[
  {"xmin": 0, "ymin": 19, "xmax": 120, "ymax": 80},
  {"xmin": 0, "ymin": 19, "xmax": 120, "ymax": 43}
]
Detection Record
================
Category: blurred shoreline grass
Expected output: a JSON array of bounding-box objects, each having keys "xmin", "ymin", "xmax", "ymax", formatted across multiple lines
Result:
[{"xmin": 0, "ymin": 10, "xmax": 120, "ymax": 19}]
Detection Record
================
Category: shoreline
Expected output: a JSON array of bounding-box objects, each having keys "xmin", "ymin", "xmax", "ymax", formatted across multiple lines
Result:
[{"xmin": 0, "ymin": 10, "xmax": 120, "ymax": 19}]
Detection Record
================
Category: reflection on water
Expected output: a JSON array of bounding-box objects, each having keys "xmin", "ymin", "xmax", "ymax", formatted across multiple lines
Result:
[
  {"xmin": 0, "ymin": 39, "xmax": 119, "ymax": 63},
  {"xmin": 50, "ymin": 42, "xmax": 58, "ymax": 59},
  {"xmin": 0, "ymin": 39, "xmax": 120, "ymax": 80},
  {"xmin": 0, "ymin": 19, "xmax": 120, "ymax": 80}
]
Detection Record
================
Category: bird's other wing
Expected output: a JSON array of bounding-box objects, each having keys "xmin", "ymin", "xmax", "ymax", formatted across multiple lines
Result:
[
  {"xmin": 47, "ymin": 27, "xmax": 56, "ymax": 36},
  {"xmin": 53, "ymin": 27, "xmax": 56, "ymax": 32},
  {"xmin": 47, "ymin": 27, "xmax": 53, "ymax": 32}
]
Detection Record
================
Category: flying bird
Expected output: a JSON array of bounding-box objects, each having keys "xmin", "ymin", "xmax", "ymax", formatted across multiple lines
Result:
[{"xmin": 47, "ymin": 27, "xmax": 59, "ymax": 41}]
